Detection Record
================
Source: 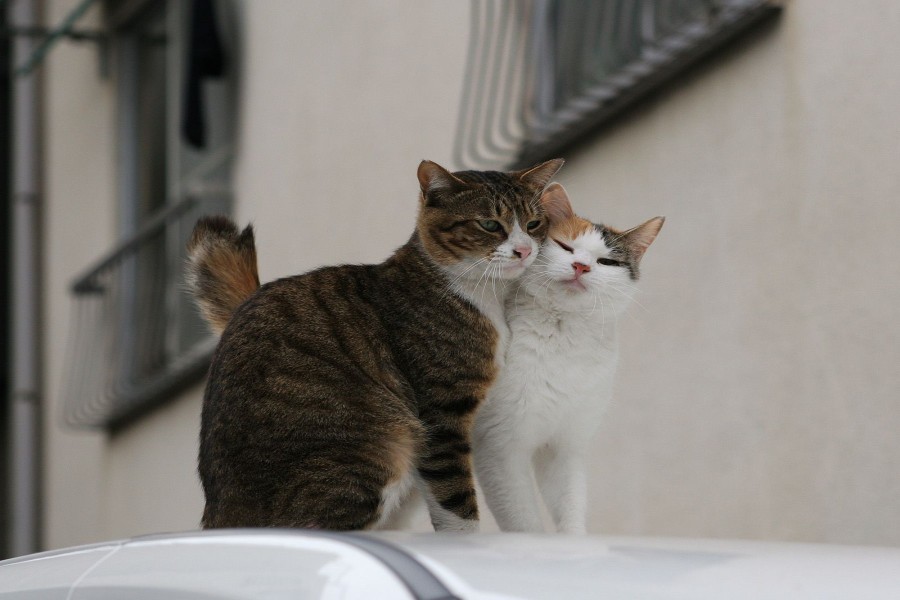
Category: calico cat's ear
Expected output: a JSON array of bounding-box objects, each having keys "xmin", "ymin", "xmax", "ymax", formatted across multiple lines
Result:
[
  {"xmin": 540, "ymin": 183, "xmax": 575, "ymax": 223},
  {"xmin": 623, "ymin": 216, "xmax": 665, "ymax": 262},
  {"xmin": 517, "ymin": 158, "xmax": 565, "ymax": 189},
  {"xmin": 418, "ymin": 160, "xmax": 467, "ymax": 204}
]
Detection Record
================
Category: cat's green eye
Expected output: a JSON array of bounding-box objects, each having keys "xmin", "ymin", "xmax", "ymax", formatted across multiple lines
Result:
[
  {"xmin": 597, "ymin": 257, "xmax": 621, "ymax": 267},
  {"xmin": 478, "ymin": 220, "xmax": 501, "ymax": 232},
  {"xmin": 526, "ymin": 220, "xmax": 542, "ymax": 231}
]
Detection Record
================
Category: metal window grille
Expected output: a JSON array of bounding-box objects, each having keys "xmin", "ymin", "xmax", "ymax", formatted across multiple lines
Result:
[
  {"xmin": 454, "ymin": 0, "xmax": 782, "ymax": 170},
  {"xmin": 59, "ymin": 0, "xmax": 237, "ymax": 429},
  {"xmin": 62, "ymin": 193, "xmax": 227, "ymax": 429}
]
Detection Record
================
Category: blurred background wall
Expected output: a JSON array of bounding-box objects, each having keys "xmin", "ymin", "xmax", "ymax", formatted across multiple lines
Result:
[{"xmin": 7, "ymin": 0, "xmax": 899, "ymax": 554}]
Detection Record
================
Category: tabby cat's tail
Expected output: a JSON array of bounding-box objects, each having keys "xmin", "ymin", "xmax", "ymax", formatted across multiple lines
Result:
[{"xmin": 186, "ymin": 215, "xmax": 260, "ymax": 335}]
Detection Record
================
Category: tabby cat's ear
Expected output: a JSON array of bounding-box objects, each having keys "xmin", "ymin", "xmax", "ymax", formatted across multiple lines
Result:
[
  {"xmin": 540, "ymin": 183, "xmax": 575, "ymax": 223},
  {"xmin": 418, "ymin": 160, "xmax": 467, "ymax": 205},
  {"xmin": 623, "ymin": 216, "xmax": 665, "ymax": 263},
  {"xmin": 517, "ymin": 158, "xmax": 565, "ymax": 190}
]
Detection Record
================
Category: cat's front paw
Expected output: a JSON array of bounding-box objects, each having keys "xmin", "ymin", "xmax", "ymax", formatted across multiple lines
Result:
[
  {"xmin": 439, "ymin": 518, "xmax": 479, "ymax": 533},
  {"xmin": 557, "ymin": 522, "xmax": 587, "ymax": 536},
  {"xmin": 429, "ymin": 509, "xmax": 480, "ymax": 533}
]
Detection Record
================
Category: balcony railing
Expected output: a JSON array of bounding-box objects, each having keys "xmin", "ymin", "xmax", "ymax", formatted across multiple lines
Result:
[
  {"xmin": 454, "ymin": 0, "xmax": 782, "ymax": 170},
  {"xmin": 63, "ymin": 192, "xmax": 228, "ymax": 429}
]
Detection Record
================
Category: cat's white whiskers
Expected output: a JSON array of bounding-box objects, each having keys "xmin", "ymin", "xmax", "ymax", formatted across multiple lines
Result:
[
  {"xmin": 488, "ymin": 259, "xmax": 501, "ymax": 303},
  {"xmin": 606, "ymin": 284, "xmax": 648, "ymax": 313},
  {"xmin": 588, "ymin": 288, "xmax": 606, "ymax": 337},
  {"xmin": 588, "ymin": 287, "xmax": 599, "ymax": 318},
  {"xmin": 446, "ymin": 257, "xmax": 487, "ymax": 288},
  {"xmin": 476, "ymin": 257, "xmax": 502, "ymax": 308},
  {"xmin": 534, "ymin": 276, "xmax": 557, "ymax": 309},
  {"xmin": 613, "ymin": 287, "xmax": 651, "ymax": 329},
  {"xmin": 458, "ymin": 257, "xmax": 488, "ymax": 279},
  {"xmin": 606, "ymin": 280, "xmax": 641, "ymax": 296},
  {"xmin": 520, "ymin": 270, "xmax": 554, "ymax": 285},
  {"xmin": 475, "ymin": 267, "xmax": 489, "ymax": 306},
  {"xmin": 489, "ymin": 260, "xmax": 502, "ymax": 306},
  {"xmin": 472, "ymin": 257, "xmax": 494, "ymax": 300},
  {"xmin": 442, "ymin": 257, "xmax": 488, "ymax": 301},
  {"xmin": 513, "ymin": 269, "xmax": 552, "ymax": 313}
]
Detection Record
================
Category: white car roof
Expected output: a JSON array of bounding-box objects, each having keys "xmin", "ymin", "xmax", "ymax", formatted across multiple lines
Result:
[
  {"xmin": 1, "ymin": 530, "xmax": 899, "ymax": 599},
  {"xmin": 381, "ymin": 532, "xmax": 900, "ymax": 599}
]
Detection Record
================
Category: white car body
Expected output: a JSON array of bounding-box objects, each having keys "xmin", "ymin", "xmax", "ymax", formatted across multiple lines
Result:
[{"xmin": 1, "ymin": 530, "xmax": 899, "ymax": 599}]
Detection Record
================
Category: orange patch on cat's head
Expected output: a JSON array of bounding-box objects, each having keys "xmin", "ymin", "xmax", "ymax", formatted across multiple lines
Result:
[
  {"xmin": 549, "ymin": 216, "xmax": 594, "ymax": 243},
  {"xmin": 540, "ymin": 183, "xmax": 592, "ymax": 242}
]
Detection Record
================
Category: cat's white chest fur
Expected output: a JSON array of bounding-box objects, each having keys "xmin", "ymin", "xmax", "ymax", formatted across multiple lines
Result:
[{"xmin": 489, "ymin": 295, "xmax": 618, "ymax": 449}]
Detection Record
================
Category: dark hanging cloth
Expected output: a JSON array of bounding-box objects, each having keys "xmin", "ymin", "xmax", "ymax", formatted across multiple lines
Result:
[{"xmin": 183, "ymin": 0, "xmax": 225, "ymax": 149}]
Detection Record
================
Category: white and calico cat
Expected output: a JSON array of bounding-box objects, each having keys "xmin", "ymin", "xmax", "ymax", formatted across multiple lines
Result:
[{"xmin": 473, "ymin": 184, "xmax": 663, "ymax": 534}]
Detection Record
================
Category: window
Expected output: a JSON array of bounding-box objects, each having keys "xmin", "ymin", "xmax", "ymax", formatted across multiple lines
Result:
[
  {"xmin": 454, "ymin": 0, "xmax": 782, "ymax": 170},
  {"xmin": 63, "ymin": 0, "xmax": 238, "ymax": 428}
]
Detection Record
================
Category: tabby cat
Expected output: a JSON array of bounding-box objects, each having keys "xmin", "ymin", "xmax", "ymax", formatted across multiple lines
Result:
[
  {"xmin": 186, "ymin": 158, "xmax": 564, "ymax": 531},
  {"xmin": 473, "ymin": 185, "xmax": 663, "ymax": 534}
]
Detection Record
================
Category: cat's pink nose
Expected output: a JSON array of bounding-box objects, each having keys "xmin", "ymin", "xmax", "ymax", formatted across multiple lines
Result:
[
  {"xmin": 573, "ymin": 262, "xmax": 591, "ymax": 275},
  {"xmin": 513, "ymin": 245, "xmax": 532, "ymax": 260}
]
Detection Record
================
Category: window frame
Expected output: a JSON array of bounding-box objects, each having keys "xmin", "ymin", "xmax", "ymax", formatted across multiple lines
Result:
[
  {"xmin": 453, "ymin": 0, "xmax": 783, "ymax": 170},
  {"xmin": 64, "ymin": 0, "xmax": 236, "ymax": 429}
]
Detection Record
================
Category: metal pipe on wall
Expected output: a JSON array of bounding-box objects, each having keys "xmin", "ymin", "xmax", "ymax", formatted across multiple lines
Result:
[{"xmin": 7, "ymin": 0, "xmax": 43, "ymax": 557}]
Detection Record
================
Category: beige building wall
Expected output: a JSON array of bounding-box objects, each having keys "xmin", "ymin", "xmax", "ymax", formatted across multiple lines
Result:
[
  {"xmin": 40, "ymin": 0, "xmax": 900, "ymax": 551},
  {"xmin": 43, "ymin": 0, "xmax": 114, "ymax": 548},
  {"xmin": 567, "ymin": 3, "xmax": 900, "ymax": 545}
]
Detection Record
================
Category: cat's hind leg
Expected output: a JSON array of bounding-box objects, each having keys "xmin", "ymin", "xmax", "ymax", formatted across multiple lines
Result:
[
  {"xmin": 369, "ymin": 415, "xmax": 421, "ymax": 530},
  {"xmin": 375, "ymin": 483, "xmax": 425, "ymax": 530},
  {"xmin": 271, "ymin": 394, "xmax": 421, "ymax": 531},
  {"xmin": 373, "ymin": 466, "xmax": 418, "ymax": 530}
]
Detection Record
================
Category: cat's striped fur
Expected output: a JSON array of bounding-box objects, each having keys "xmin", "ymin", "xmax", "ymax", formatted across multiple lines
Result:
[{"xmin": 187, "ymin": 159, "xmax": 563, "ymax": 531}]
